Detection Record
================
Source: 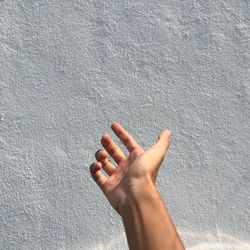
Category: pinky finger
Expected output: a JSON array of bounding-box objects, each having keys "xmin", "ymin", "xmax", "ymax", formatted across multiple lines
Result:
[{"xmin": 89, "ymin": 162, "xmax": 107, "ymax": 189}]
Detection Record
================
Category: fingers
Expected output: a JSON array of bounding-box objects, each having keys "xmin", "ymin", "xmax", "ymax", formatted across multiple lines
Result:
[
  {"xmin": 95, "ymin": 149, "xmax": 116, "ymax": 175},
  {"xmin": 101, "ymin": 133, "xmax": 126, "ymax": 164},
  {"xmin": 111, "ymin": 122, "xmax": 142, "ymax": 153},
  {"xmin": 89, "ymin": 162, "xmax": 107, "ymax": 189}
]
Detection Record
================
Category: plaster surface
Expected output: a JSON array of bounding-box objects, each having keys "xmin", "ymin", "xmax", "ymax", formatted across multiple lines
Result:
[{"xmin": 0, "ymin": 0, "xmax": 249, "ymax": 249}]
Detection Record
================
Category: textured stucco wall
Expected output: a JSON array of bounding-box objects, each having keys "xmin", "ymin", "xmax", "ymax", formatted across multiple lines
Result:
[{"xmin": 0, "ymin": 1, "xmax": 250, "ymax": 249}]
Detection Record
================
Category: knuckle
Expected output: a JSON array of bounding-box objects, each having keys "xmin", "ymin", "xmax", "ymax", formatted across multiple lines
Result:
[
  {"xmin": 123, "ymin": 137, "xmax": 131, "ymax": 146},
  {"xmin": 109, "ymin": 145, "xmax": 117, "ymax": 155}
]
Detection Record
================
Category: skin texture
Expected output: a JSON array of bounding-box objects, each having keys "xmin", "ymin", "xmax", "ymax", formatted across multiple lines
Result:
[{"xmin": 89, "ymin": 122, "xmax": 185, "ymax": 250}]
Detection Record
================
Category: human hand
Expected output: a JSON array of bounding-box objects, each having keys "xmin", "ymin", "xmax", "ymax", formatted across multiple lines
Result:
[{"xmin": 90, "ymin": 122, "xmax": 171, "ymax": 216}]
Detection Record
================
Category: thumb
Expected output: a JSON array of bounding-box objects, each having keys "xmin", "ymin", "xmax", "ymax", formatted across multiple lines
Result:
[
  {"xmin": 145, "ymin": 129, "xmax": 171, "ymax": 167},
  {"xmin": 156, "ymin": 129, "xmax": 171, "ymax": 153}
]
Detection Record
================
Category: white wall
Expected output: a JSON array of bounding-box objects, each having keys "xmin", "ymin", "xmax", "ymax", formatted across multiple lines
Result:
[{"xmin": 0, "ymin": 1, "xmax": 249, "ymax": 249}]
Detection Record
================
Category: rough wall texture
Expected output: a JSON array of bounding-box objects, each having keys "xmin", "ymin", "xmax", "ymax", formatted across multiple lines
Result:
[{"xmin": 0, "ymin": 0, "xmax": 250, "ymax": 249}]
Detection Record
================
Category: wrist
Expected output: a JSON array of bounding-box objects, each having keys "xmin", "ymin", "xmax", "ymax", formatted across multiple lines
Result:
[{"xmin": 119, "ymin": 178, "xmax": 161, "ymax": 217}]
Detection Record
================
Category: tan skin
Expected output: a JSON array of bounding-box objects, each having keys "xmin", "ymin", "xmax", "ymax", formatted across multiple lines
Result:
[{"xmin": 90, "ymin": 122, "xmax": 185, "ymax": 250}]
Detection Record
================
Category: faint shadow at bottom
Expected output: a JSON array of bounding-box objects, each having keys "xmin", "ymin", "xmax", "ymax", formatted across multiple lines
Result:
[
  {"xmin": 67, "ymin": 229, "xmax": 250, "ymax": 250},
  {"xmin": 181, "ymin": 229, "xmax": 250, "ymax": 250}
]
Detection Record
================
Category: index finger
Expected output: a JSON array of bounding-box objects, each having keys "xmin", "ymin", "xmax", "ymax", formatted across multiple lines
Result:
[{"xmin": 111, "ymin": 122, "xmax": 142, "ymax": 153}]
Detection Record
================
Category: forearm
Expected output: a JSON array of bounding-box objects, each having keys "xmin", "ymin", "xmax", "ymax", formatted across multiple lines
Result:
[
  {"xmin": 121, "ymin": 182, "xmax": 185, "ymax": 250},
  {"xmin": 90, "ymin": 123, "xmax": 184, "ymax": 249}
]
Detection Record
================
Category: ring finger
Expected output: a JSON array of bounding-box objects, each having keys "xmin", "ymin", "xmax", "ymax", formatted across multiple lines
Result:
[{"xmin": 95, "ymin": 149, "xmax": 116, "ymax": 176}]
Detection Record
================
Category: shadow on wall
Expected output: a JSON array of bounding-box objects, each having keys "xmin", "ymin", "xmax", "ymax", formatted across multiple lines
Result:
[
  {"xmin": 181, "ymin": 230, "xmax": 250, "ymax": 250},
  {"xmin": 78, "ymin": 230, "xmax": 250, "ymax": 250}
]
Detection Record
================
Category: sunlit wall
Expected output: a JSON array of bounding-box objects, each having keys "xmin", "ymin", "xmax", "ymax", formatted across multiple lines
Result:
[{"xmin": 0, "ymin": 1, "xmax": 249, "ymax": 249}]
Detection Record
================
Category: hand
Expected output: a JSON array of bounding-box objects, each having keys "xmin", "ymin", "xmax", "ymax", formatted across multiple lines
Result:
[{"xmin": 90, "ymin": 122, "xmax": 171, "ymax": 215}]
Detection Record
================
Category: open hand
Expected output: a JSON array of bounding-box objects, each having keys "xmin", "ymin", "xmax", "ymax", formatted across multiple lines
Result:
[{"xmin": 90, "ymin": 122, "xmax": 171, "ymax": 215}]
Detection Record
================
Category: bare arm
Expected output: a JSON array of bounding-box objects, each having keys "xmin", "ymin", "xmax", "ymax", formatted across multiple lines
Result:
[
  {"xmin": 89, "ymin": 122, "xmax": 185, "ymax": 250},
  {"xmin": 122, "ymin": 181, "xmax": 184, "ymax": 250}
]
